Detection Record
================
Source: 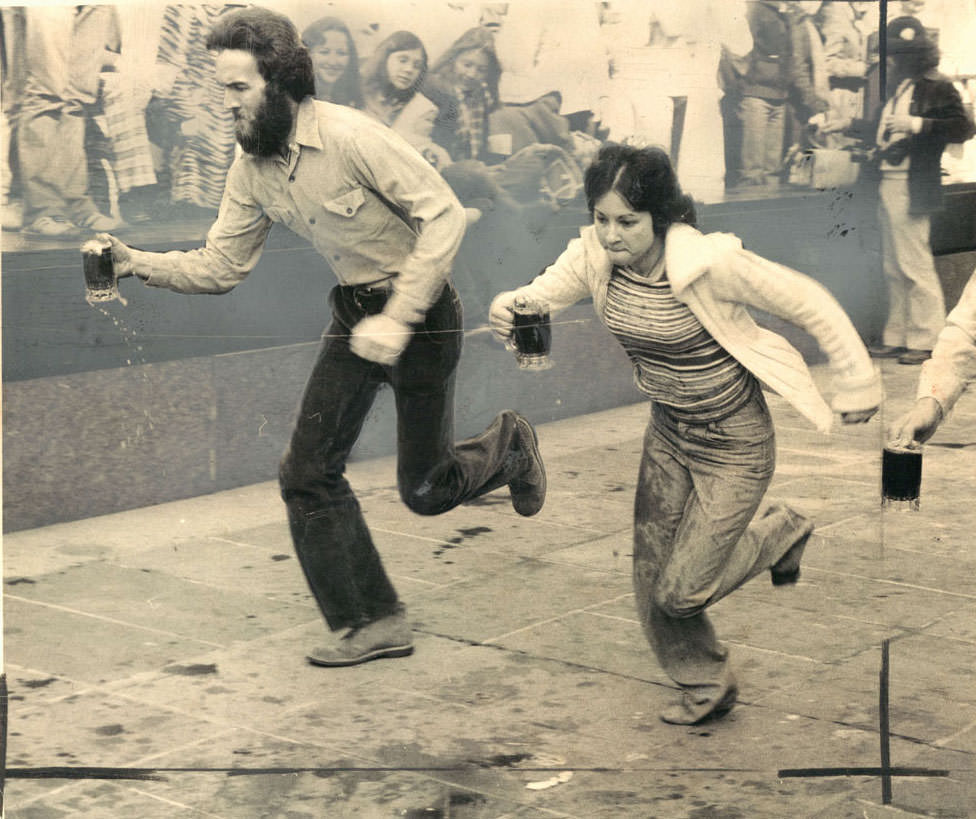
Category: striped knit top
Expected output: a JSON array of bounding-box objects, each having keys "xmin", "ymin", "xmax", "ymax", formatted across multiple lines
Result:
[{"xmin": 605, "ymin": 266, "xmax": 757, "ymax": 422}]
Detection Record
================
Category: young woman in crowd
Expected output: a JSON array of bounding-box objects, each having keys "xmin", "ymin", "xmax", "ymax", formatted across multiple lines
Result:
[
  {"xmin": 489, "ymin": 143, "xmax": 881, "ymax": 725},
  {"xmin": 361, "ymin": 30, "xmax": 428, "ymax": 126},
  {"xmin": 301, "ymin": 16, "xmax": 363, "ymax": 108},
  {"xmin": 423, "ymin": 27, "xmax": 501, "ymax": 162}
]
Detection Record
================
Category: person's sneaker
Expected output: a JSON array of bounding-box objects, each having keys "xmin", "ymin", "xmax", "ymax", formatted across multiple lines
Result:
[
  {"xmin": 660, "ymin": 684, "xmax": 738, "ymax": 725},
  {"xmin": 770, "ymin": 510, "xmax": 815, "ymax": 586},
  {"xmin": 307, "ymin": 611, "xmax": 413, "ymax": 667},
  {"xmin": 867, "ymin": 344, "xmax": 907, "ymax": 359},
  {"xmin": 509, "ymin": 413, "xmax": 546, "ymax": 516},
  {"xmin": 897, "ymin": 349, "xmax": 932, "ymax": 365},
  {"xmin": 23, "ymin": 215, "xmax": 78, "ymax": 237}
]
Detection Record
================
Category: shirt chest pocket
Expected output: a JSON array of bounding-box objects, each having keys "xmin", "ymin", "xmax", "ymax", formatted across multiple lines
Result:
[
  {"xmin": 322, "ymin": 187, "xmax": 366, "ymax": 218},
  {"xmin": 309, "ymin": 185, "xmax": 380, "ymax": 237}
]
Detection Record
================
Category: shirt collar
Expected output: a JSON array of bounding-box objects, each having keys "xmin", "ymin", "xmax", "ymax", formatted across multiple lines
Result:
[{"xmin": 293, "ymin": 97, "xmax": 323, "ymax": 151}]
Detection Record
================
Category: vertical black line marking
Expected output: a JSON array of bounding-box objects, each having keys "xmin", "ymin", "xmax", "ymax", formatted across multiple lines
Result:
[
  {"xmin": 879, "ymin": 0, "xmax": 889, "ymax": 100},
  {"xmin": 1, "ymin": 672, "xmax": 8, "ymax": 815},
  {"xmin": 879, "ymin": 639, "xmax": 892, "ymax": 804}
]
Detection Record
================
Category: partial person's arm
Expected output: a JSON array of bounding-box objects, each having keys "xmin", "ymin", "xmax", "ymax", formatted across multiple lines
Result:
[
  {"xmin": 489, "ymin": 234, "xmax": 595, "ymax": 343},
  {"xmin": 102, "ymin": 161, "xmax": 273, "ymax": 293},
  {"xmin": 891, "ymin": 80, "xmax": 976, "ymax": 144},
  {"xmin": 819, "ymin": 5, "xmax": 867, "ymax": 79},
  {"xmin": 719, "ymin": 246, "xmax": 881, "ymax": 418},
  {"xmin": 348, "ymin": 123, "xmax": 467, "ymax": 327},
  {"xmin": 915, "ymin": 272, "xmax": 976, "ymax": 417},
  {"xmin": 340, "ymin": 122, "xmax": 467, "ymax": 366},
  {"xmin": 888, "ymin": 275, "xmax": 976, "ymax": 445}
]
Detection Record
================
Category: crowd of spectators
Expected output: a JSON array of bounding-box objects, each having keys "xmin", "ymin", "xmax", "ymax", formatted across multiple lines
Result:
[{"xmin": 1, "ymin": 1, "xmax": 973, "ymax": 240}]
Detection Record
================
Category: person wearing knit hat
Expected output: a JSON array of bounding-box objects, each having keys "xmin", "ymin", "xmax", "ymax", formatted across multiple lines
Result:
[{"xmin": 868, "ymin": 16, "xmax": 974, "ymax": 366}]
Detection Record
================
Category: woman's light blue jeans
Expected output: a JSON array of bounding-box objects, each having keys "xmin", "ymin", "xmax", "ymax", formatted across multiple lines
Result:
[{"xmin": 633, "ymin": 388, "xmax": 810, "ymax": 715}]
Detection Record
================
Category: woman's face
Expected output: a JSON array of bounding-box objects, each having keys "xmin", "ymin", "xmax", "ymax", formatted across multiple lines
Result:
[
  {"xmin": 386, "ymin": 48, "xmax": 424, "ymax": 91},
  {"xmin": 452, "ymin": 48, "xmax": 490, "ymax": 90},
  {"xmin": 311, "ymin": 31, "xmax": 351, "ymax": 88},
  {"xmin": 593, "ymin": 191, "xmax": 658, "ymax": 271}
]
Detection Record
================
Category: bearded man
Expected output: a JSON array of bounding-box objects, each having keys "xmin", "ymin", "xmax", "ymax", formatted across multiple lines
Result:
[{"xmin": 100, "ymin": 6, "xmax": 545, "ymax": 667}]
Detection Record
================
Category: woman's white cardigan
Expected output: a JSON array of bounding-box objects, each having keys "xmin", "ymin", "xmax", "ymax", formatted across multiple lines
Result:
[{"xmin": 501, "ymin": 223, "xmax": 881, "ymax": 433}]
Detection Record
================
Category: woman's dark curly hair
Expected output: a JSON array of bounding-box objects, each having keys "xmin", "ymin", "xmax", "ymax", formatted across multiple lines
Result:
[
  {"xmin": 206, "ymin": 6, "xmax": 315, "ymax": 103},
  {"xmin": 361, "ymin": 30, "xmax": 428, "ymax": 104},
  {"xmin": 584, "ymin": 143, "xmax": 697, "ymax": 237},
  {"xmin": 301, "ymin": 16, "xmax": 363, "ymax": 108}
]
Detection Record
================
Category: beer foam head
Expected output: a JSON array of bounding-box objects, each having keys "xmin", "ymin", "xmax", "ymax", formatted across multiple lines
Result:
[{"xmin": 81, "ymin": 238, "xmax": 111, "ymax": 253}]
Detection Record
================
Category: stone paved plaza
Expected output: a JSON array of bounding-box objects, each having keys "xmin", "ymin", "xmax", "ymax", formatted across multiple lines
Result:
[{"xmin": 3, "ymin": 359, "xmax": 975, "ymax": 818}]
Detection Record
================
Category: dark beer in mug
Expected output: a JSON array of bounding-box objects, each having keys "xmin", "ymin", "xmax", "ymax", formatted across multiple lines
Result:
[
  {"xmin": 512, "ymin": 297, "xmax": 553, "ymax": 370},
  {"xmin": 881, "ymin": 445, "xmax": 922, "ymax": 511},
  {"xmin": 82, "ymin": 238, "xmax": 118, "ymax": 303}
]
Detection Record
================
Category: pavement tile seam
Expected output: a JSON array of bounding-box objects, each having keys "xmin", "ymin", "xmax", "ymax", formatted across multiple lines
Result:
[
  {"xmin": 121, "ymin": 786, "xmax": 230, "ymax": 818},
  {"xmin": 410, "ymin": 625, "xmax": 675, "ymax": 691},
  {"xmin": 816, "ymin": 513, "xmax": 876, "ymax": 535},
  {"xmin": 4, "ymin": 592, "xmax": 228, "ymax": 649},
  {"xmin": 935, "ymin": 718, "xmax": 976, "ymax": 750},
  {"xmin": 480, "ymin": 592, "xmax": 638, "ymax": 646},
  {"xmin": 802, "ymin": 567, "xmax": 976, "ymax": 601}
]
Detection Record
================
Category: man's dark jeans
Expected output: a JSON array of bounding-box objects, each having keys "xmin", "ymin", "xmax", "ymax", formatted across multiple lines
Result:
[{"xmin": 280, "ymin": 282, "xmax": 522, "ymax": 631}]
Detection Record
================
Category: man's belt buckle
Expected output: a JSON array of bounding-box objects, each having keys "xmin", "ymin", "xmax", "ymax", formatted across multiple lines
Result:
[{"xmin": 353, "ymin": 284, "xmax": 389, "ymax": 314}]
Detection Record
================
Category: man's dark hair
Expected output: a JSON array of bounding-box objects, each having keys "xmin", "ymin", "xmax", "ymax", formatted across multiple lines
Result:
[{"xmin": 207, "ymin": 6, "xmax": 315, "ymax": 103}]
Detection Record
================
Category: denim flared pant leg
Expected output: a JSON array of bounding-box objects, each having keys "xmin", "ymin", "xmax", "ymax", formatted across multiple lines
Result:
[
  {"xmin": 280, "ymin": 283, "xmax": 523, "ymax": 632},
  {"xmin": 633, "ymin": 390, "xmax": 810, "ymax": 714}
]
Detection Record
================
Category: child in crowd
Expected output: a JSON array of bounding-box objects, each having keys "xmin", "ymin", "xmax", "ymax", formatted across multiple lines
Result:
[
  {"xmin": 361, "ymin": 30, "xmax": 427, "ymax": 127},
  {"xmin": 423, "ymin": 27, "xmax": 501, "ymax": 162}
]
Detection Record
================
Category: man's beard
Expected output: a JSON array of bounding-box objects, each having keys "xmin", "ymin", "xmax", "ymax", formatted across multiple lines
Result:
[{"xmin": 235, "ymin": 86, "xmax": 294, "ymax": 157}]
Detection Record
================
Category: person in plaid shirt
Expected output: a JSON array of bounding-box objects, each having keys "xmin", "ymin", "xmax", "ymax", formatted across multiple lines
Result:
[{"xmin": 424, "ymin": 27, "xmax": 500, "ymax": 162}]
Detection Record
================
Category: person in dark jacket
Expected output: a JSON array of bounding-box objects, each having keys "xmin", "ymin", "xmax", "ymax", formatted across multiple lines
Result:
[
  {"xmin": 866, "ymin": 16, "xmax": 974, "ymax": 365},
  {"xmin": 737, "ymin": 1, "xmax": 792, "ymax": 186}
]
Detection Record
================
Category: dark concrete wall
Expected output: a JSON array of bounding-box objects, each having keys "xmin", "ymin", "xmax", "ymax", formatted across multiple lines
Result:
[{"xmin": 4, "ymin": 184, "xmax": 974, "ymax": 531}]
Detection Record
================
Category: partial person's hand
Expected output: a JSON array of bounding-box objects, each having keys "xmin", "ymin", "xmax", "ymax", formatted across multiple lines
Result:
[
  {"xmin": 488, "ymin": 290, "xmax": 517, "ymax": 344},
  {"xmin": 350, "ymin": 313, "xmax": 412, "ymax": 366},
  {"xmin": 95, "ymin": 232, "xmax": 134, "ymax": 278},
  {"xmin": 819, "ymin": 114, "xmax": 851, "ymax": 135},
  {"xmin": 883, "ymin": 113, "xmax": 919, "ymax": 136},
  {"xmin": 887, "ymin": 397, "xmax": 943, "ymax": 448},
  {"xmin": 840, "ymin": 407, "xmax": 878, "ymax": 424}
]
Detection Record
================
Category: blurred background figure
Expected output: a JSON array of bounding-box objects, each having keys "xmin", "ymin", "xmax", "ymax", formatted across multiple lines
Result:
[
  {"xmin": 16, "ymin": 5, "xmax": 123, "ymax": 237},
  {"xmin": 598, "ymin": 1, "xmax": 751, "ymax": 199},
  {"xmin": 490, "ymin": 0, "xmax": 610, "ymax": 143},
  {"xmin": 737, "ymin": 0, "xmax": 791, "ymax": 188},
  {"xmin": 361, "ymin": 30, "xmax": 427, "ymax": 127},
  {"xmin": 817, "ymin": 0, "xmax": 873, "ymax": 148},
  {"xmin": 146, "ymin": 4, "xmax": 241, "ymax": 218},
  {"xmin": 785, "ymin": 1, "xmax": 829, "ymax": 152},
  {"xmin": 1, "ymin": 5, "xmax": 25, "ymax": 231},
  {"xmin": 424, "ymin": 27, "xmax": 501, "ymax": 162},
  {"xmin": 302, "ymin": 16, "xmax": 363, "ymax": 108},
  {"xmin": 99, "ymin": 1, "xmax": 165, "ymax": 224},
  {"xmin": 392, "ymin": 92, "xmax": 453, "ymax": 171},
  {"xmin": 868, "ymin": 16, "xmax": 974, "ymax": 365}
]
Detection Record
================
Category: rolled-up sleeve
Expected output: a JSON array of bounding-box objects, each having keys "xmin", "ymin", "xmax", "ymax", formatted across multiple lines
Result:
[
  {"xmin": 917, "ymin": 271, "xmax": 976, "ymax": 415},
  {"xmin": 348, "ymin": 126, "xmax": 466, "ymax": 325},
  {"xmin": 129, "ymin": 162, "xmax": 273, "ymax": 294}
]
